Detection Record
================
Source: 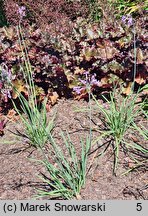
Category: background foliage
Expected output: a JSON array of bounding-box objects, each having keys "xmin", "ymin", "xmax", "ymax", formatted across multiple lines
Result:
[{"xmin": 0, "ymin": 0, "xmax": 147, "ymax": 112}]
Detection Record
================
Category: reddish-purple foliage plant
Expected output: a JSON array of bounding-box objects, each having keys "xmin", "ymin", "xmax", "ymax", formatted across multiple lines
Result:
[{"xmin": 4, "ymin": 0, "xmax": 89, "ymax": 34}]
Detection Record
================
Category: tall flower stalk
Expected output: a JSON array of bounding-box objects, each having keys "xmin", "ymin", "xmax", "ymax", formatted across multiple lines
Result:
[
  {"xmin": 121, "ymin": 14, "xmax": 137, "ymax": 91},
  {"xmin": 132, "ymin": 23, "xmax": 137, "ymax": 91},
  {"xmin": 11, "ymin": 9, "xmax": 55, "ymax": 148},
  {"xmin": 73, "ymin": 72, "xmax": 100, "ymax": 151}
]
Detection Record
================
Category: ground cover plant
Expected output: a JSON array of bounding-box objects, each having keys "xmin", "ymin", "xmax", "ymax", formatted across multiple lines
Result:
[{"xmin": 0, "ymin": 0, "xmax": 147, "ymax": 200}]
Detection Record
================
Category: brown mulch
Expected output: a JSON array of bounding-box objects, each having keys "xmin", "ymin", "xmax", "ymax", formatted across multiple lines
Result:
[{"xmin": 0, "ymin": 99, "xmax": 148, "ymax": 200}]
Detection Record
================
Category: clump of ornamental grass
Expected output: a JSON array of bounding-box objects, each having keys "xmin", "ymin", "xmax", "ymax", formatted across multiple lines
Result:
[
  {"xmin": 34, "ymin": 71, "xmax": 93, "ymax": 199},
  {"xmin": 122, "ymin": 101, "xmax": 148, "ymax": 175},
  {"xmin": 12, "ymin": 22, "xmax": 55, "ymax": 148},
  {"xmin": 91, "ymin": 87, "xmax": 147, "ymax": 174},
  {"xmin": 132, "ymin": 86, "xmax": 148, "ymax": 141},
  {"xmin": 34, "ymin": 132, "xmax": 91, "ymax": 199},
  {"xmin": 34, "ymin": 71, "xmax": 94, "ymax": 200}
]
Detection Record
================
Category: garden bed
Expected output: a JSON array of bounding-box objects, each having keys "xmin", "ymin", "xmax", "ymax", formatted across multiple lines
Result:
[{"xmin": 0, "ymin": 99, "xmax": 147, "ymax": 199}]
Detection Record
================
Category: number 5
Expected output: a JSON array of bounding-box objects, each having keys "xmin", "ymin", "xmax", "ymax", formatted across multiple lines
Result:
[{"xmin": 136, "ymin": 203, "xmax": 142, "ymax": 211}]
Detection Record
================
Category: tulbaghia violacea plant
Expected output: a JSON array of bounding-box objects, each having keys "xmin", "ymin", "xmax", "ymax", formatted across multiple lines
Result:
[
  {"xmin": 11, "ymin": 24, "xmax": 55, "ymax": 149},
  {"xmin": 73, "ymin": 71, "xmax": 100, "ymax": 95}
]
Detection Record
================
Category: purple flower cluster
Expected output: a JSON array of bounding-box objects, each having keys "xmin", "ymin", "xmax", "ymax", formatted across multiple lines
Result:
[
  {"xmin": 73, "ymin": 86, "xmax": 83, "ymax": 95},
  {"xmin": 17, "ymin": 5, "xmax": 26, "ymax": 20},
  {"xmin": 121, "ymin": 15, "xmax": 133, "ymax": 27},
  {"xmin": 73, "ymin": 71, "xmax": 100, "ymax": 95}
]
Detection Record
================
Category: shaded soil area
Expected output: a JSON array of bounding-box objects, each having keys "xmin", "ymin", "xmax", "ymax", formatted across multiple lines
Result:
[{"xmin": 0, "ymin": 99, "xmax": 148, "ymax": 200}]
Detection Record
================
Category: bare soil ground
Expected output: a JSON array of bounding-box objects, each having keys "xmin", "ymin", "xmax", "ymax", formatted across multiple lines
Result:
[{"xmin": 0, "ymin": 99, "xmax": 148, "ymax": 200}]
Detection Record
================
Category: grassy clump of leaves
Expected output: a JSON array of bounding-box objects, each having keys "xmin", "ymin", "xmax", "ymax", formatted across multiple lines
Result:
[
  {"xmin": 34, "ymin": 72, "xmax": 92, "ymax": 200},
  {"xmin": 92, "ymin": 87, "xmax": 147, "ymax": 173},
  {"xmin": 122, "ymin": 105, "xmax": 148, "ymax": 175},
  {"xmin": 132, "ymin": 84, "xmax": 148, "ymax": 140},
  {"xmin": 35, "ymin": 132, "xmax": 91, "ymax": 199},
  {"xmin": 13, "ymin": 94, "xmax": 55, "ymax": 148},
  {"xmin": 12, "ymin": 25, "xmax": 55, "ymax": 148}
]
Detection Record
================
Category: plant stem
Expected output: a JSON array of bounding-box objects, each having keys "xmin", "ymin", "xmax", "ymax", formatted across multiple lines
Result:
[
  {"xmin": 88, "ymin": 87, "xmax": 92, "ymax": 153},
  {"xmin": 132, "ymin": 24, "xmax": 137, "ymax": 91}
]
